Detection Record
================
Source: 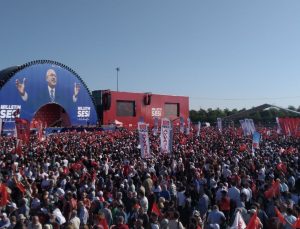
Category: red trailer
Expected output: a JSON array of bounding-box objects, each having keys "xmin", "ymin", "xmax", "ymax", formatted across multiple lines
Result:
[{"xmin": 92, "ymin": 90, "xmax": 189, "ymax": 129}]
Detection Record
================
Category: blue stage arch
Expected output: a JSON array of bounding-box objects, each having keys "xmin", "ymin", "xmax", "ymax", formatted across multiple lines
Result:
[{"xmin": 0, "ymin": 60, "xmax": 98, "ymax": 131}]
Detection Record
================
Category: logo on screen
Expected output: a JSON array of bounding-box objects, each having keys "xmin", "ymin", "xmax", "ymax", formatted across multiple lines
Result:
[
  {"xmin": 151, "ymin": 108, "xmax": 162, "ymax": 117},
  {"xmin": 0, "ymin": 105, "xmax": 21, "ymax": 121},
  {"xmin": 77, "ymin": 106, "xmax": 91, "ymax": 120}
]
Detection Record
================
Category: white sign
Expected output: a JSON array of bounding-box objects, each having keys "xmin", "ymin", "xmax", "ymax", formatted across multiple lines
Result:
[
  {"xmin": 0, "ymin": 105, "xmax": 21, "ymax": 120},
  {"xmin": 151, "ymin": 108, "xmax": 162, "ymax": 117},
  {"xmin": 77, "ymin": 106, "xmax": 91, "ymax": 120}
]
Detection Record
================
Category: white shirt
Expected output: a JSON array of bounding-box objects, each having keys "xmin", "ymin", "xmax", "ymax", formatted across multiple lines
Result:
[
  {"xmin": 140, "ymin": 196, "xmax": 148, "ymax": 213},
  {"xmin": 70, "ymin": 216, "xmax": 81, "ymax": 229},
  {"xmin": 241, "ymin": 188, "xmax": 252, "ymax": 202},
  {"xmin": 48, "ymin": 86, "xmax": 55, "ymax": 101}
]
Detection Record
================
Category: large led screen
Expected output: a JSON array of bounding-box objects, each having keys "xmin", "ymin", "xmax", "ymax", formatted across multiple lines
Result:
[{"xmin": 0, "ymin": 62, "xmax": 97, "ymax": 130}]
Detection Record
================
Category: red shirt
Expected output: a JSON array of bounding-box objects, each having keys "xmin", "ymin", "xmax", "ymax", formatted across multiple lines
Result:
[
  {"xmin": 219, "ymin": 196, "xmax": 230, "ymax": 211},
  {"xmin": 111, "ymin": 224, "xmax": 129, "ymax": 229}
]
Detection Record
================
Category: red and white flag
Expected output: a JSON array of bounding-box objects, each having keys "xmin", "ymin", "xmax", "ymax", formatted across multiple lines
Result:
[
  {"xmin": 231, "ymin": 211, "xmax": 246, "ymax": 229},
  {"xmin": 15, "ymin": 118, "xmax": 30, "ymax": 145},
  {"xmin": 37, "ymin": 121, "xmax": 45, "ymax": 142}
]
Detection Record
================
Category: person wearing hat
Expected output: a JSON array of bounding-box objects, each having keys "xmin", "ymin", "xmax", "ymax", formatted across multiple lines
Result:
[
  {"xmin": 7, "ymin": 202, "xmax": 18, "ymax": 218},
  {"xmin": 0, "ymin": 213, "xmax": 11, "ymax": 229}
]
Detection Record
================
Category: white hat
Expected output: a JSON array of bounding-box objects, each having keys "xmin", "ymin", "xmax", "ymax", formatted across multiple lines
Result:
[
  {"xmin": 209, "ymin": 224, "xmax": 220, "ymax": 229},
  {"xmin": 9, "ymin": 202, "xmax": 18, "ymax": 209}
]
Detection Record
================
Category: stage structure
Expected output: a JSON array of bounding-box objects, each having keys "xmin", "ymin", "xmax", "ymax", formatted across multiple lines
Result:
[
  {"xmin": 92, "ymin": 90, "xmax": 189, "ymax": 129},
  {"xmin": 0, "ymin": 60, "xmax": 98, "ymax": 132}
]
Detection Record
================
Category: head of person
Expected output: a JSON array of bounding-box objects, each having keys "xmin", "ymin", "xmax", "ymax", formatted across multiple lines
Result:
[
  {"xmin": 32, "ymin": 216, "xmax": 40, "ymax": 224},
  {"xmin": 212, "ymin": 205, "xmax": 219, "ymax": 211},
  {"xmin": 135, "ymin": 218, "xmax": 143, "ymax": 228},
  {"xmin": 117, "ymin": 216, "xmax": 125, "ymax": 225},
  {"xmin": 46, "ymin": 69, "xmax": 57, "ymax": 88}
]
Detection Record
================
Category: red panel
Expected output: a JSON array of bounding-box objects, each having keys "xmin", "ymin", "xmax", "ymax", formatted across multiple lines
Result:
[{"xmin": 101, "ymin": 91, "xmax": 189, "ymax": 129}]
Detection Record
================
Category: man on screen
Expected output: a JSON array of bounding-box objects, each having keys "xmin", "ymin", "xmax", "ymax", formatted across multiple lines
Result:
[{"xmin": 15, "ymin": 69, "xmax": 80, "ymax": 103}]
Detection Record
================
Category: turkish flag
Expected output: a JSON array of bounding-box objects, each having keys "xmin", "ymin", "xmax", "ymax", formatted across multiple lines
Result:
[
  {"xmin": 15, "ymin": 118, "xmax": 30, "ymax": 145},
  {"xmin": 246, "ymin": 211, "xmax": 258, "ymax": 229},
  {"xmin": 293, "ymin": 217, "xmax": 300, "ymax": 229},
  {"xmin": 0, "ymin": 183, "xmax": 9, "ymax": 206},
  {"xmin": 275, "ymin": 207, "xmax": 286, "ymax": 224},
  {"xmin": 151, "ymin": 202, "xmax": 161, "ymax": 216},
  {"xmin": 264, "ymin": 180, "xmax": 280, "ymax": 199}
]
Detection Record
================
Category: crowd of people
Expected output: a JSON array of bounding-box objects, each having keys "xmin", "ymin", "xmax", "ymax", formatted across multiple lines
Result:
[{"xmin": 0, "ymin": 126, "xmax": 299, "ymax": 229}]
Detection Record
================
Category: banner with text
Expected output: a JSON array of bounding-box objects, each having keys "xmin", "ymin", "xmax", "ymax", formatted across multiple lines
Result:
[
  {"xmin": 138, "ymin": 122, "xmax": 151, "ymax": 158},
  {"xmin": 160, "ymin": 118, "xmax": 172, "ymax": 154},
  {"xmin": 197, "ymin": 121, "xmax": 201, "ymax": 137}
]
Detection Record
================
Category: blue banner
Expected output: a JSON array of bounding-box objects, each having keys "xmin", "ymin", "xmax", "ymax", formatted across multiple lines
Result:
[
  {"xmin": 252, "ymin": 131, "xmax": 261, "ymax": 149},
  {"xmin": 0, "ymin": 63, "xmax": 97, "ymax": 130}
]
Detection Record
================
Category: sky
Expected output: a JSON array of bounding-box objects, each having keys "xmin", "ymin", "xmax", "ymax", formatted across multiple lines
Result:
[{"xmin": 1, "ymin": 0, "xmax": 300, "ymax": 110}]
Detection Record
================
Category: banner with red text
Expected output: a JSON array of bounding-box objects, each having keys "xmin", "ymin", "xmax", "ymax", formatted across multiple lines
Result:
[
  {"xmin": 138, "ymin": 122, "xmax": 151, "ymax": 158},
  {"xmin": 160, "ymin": 118, "xmax": 172, "ymax": 154}
]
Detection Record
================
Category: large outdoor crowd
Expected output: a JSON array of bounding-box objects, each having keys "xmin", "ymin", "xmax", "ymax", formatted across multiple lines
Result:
[{"xmin": 0, "ymin": 126, "xmax": 299, "ymax": 229}]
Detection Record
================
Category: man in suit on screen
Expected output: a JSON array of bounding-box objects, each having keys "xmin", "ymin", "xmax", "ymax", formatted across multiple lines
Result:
[{"xmin": 15, "ymin": 68, "xmax": 80, "ymax": 104}]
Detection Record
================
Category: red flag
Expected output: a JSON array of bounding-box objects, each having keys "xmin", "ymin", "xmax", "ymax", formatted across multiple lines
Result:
[
  {"xmin": 71, "ymin": 162, "xmax": 83, "ymax": 171},
  {"xmin": 277, "ymin": 163, "xmax": 287, "ymax": 173},
  {"xmin": 15, "ymin": 181, "xmax": 26, "ymax": 193},
  {"xmin": 275, "ymin": 207, "xmax": 286, "ymax": 224},
  {"xmin": 0, "ymin": 183, "xmax": 9, "ymax": 206},
  {"xmin": 293, "ymin": 218, "xmax": 300, "ymax": 229},
  {"xmin": 264, "ymin": 180, "xmax": 280, "ymax": 199},
  {"xmin": 37, "ymin": 121, "xmax": 45, "ymax": 142},
  {"xmin": 151, "ymin": 202, "xmax": 161, "ymax": 216},
  {"xmin": 246, "ymin": 211, "xmax": 258, "ymax": 229},
  {"xmin": 15, "ymin": 118, "xmax": 30, "ymax": 144},
  {"xmin": 14, "ymin": 139, "xmax": 23, "ymax": 155}
]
